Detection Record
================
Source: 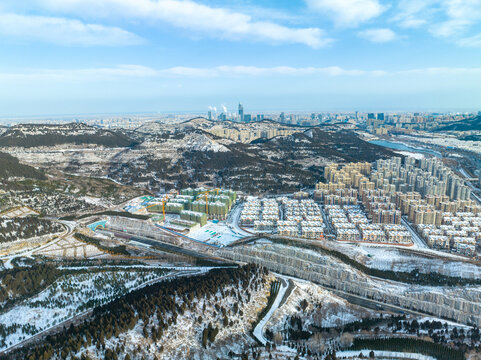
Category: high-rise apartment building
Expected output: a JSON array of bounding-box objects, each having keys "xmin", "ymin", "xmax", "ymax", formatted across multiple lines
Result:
[{"xmin": 238, "ymin": 103, "xmax": 244, "ymax": 122}]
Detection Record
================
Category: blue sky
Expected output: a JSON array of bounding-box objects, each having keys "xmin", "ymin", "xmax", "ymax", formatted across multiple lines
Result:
[{"xmin": 0, "ymin": 0, "xmax": 480, "ymax": 116}]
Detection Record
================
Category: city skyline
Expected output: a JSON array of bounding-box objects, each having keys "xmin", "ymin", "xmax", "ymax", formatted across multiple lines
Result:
[{"xmin": 0, "ymin": 0, "xmax": 481, "ymax": 116}]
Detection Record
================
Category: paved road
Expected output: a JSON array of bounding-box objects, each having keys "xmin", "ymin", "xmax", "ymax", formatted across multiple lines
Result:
[
  {"xmin": 252, "ymin": 276, "xmax": 289, "ymax": 345},
  {"xmin": 227, "ymin": 202, "xmax": 252, "ymax": 236},
  {"xmin": 0, "ymin": 219, "xmax": 74, "ymax": 269},
  {"xmin": 401, "ymin": 217, "xmax": 428, "ymax": 249},
  {"xmin": 112, "ymin": 230, "xmax": 228, "ymax": 264},
  {"xmin": 320, "ymin": 205, "xmax": 333, "ymax": 235}
]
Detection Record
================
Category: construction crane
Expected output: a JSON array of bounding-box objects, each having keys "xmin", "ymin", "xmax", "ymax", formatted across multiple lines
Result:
[
  {"xmin": 146, "ymin": 200, "xmax": 167, "ymax": 221},
  {"xmin": 198, "ymin": 189, "xmax": 220, "ymax": 214},
  {"xmin": 199, "ymin": 191, "xmax": 210, "ymax": 214}
]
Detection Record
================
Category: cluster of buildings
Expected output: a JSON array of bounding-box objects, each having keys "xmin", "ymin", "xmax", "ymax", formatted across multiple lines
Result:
[
  {"xmin": 206, "ymin": 105, "xmax": 478, "ymax": 132},
  {"xmin": 325, "ymin": 205, "xmax": 411, "ymax": 244},
  {"xmin": 366, "ymin": 112, "xmax": 476, "ymax": 133},
  {"xmin": 239, "ymin": 197, "xmax": 325, "ymax": 239},
  {"xmin": 147, "ymin": 188, "xmax": 237, "ymax": 227},
  {"xmin": 322, "ymin": 158, "xmax": 481, "ymax": 256},
  {"xmin": 417, "ymin": 212, "xmax": 481, "ymax": 256},
  {"xmin": 240, "ymin": 198, "xmax": 279, "ymax": 231},
  {"xmin": 277, "ymin": 198, "xmax": 324, "ymax": 239},
  {"xmin": 207, "ymin": 125, "xmax": 297, "ymax": 144},
  {"xmin": 374, "ymin": 157, "xmax": 471, "ymax": 200}
]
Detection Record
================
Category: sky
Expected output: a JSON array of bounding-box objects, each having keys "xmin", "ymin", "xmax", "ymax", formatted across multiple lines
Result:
[{"xmin": 0, "ymin": 0, "xmax": 480, "ymax": 116}]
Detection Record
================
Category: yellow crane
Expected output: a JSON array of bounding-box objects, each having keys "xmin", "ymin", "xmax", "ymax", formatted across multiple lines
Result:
[
  {"xmin": 199, "ymin": 191, "xmax": 210, "ymax": 214},
  {"xmin": 146, "ymin": 200, "xmax": 166, "ymax": 220},
  {"xmin": 198, "ymin": 189, "xmax": 219, "ymax": 215}
]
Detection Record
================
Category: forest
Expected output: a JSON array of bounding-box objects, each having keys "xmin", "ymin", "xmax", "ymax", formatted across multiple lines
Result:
[
  {"xmin": 0, "ymin": 217, "xmax": 64, "ymax": 244},
  {"xmin": 0, "ymin": 264, "xmax": 60, "ymax": 310},
  {"xmin": 6, "ymin": 264, "xmax": 268, "ymax": 360}
]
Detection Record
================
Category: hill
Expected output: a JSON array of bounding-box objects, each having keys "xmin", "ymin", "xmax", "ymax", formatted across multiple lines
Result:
[
  {"xmin": 0, "ymin": 123, "xmax": 136, "ymax": 148},
  {"xmin": 0, "ymin": 122, "xmax": 395, "ymax": 194},
  {"xmin": 259, "ymin": 127, "xmax": 394, "ymax": 163},
  {"xmin": 0, "ymin": 152, "xmax": 46, "ymax": 179},
  {"xmin": 434, "ymin": 115, "xmax": 481, "ymax": 132},
  {"xmin": 108, "ymin": 127, "xmax": 395, "ymax": 193}
]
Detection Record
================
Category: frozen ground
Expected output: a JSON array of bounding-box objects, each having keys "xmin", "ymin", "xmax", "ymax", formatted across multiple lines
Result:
[
  {"xmin": 188, "ymin": 221, "xmax": 246, "ymax": 247},
  {"xmin": 75, "ymin": 269, "xmax": 272, "ymax": 360},
  {"xmin": 267, "ymin": 278, "xmax": 375, "ymax": 334},
  {"xmin": 33, "ymin": 235, "xmax": 105, "ymax": 259},
  {"xmin": 393, "ymin": 151, "xmax": 425, "ymax": 160}
]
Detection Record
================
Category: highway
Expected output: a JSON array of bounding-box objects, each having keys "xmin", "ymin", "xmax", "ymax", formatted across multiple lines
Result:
[{"xmin": 108, "ymin": 230, "xmax": 230, "ymax": 264}]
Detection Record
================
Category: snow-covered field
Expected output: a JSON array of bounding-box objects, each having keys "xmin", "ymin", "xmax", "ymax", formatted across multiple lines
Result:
[
  {"xmin": 189, "ymin": 221, "xmax": 246, "ymax": 247},
  {"xmin": 0, "ymin": 269, "xmax": 168, "ymax": 350},
  {"xmin": 393, "ymin": 151, "xmax": 425, "ymax": 160},
  {"xmin": 33, "ymin": 235, "xmax": 104, "ymax": 259},
  {"xmin": 0, "ymin": 206, "xmax": 39, "ymax": 218}
]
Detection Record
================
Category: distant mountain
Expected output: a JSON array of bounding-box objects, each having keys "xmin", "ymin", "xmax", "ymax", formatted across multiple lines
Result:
[
  {"xmin": 434, "ymin": 116, "xmax": 481, "ymax": 132},
  {"xmin": 0, "ymin": 123, "xmax": 136, "ymax": 148},
  {"xmin": 0, "ymin": 151, "xmax": 45, "ymax": 179}
]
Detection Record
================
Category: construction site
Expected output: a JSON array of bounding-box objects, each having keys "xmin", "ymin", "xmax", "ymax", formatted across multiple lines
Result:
[{"xmin": 84, "ymin": 188, "xmax": 244, "ymax": 248}]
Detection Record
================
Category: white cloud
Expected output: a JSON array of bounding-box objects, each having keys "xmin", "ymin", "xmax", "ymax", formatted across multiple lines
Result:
[
  {"xmin": 0, "ymin": 12, "xmax": 142, "ymax": 46},
  {"xmin": 29, "ymin": 0, "xmax": 331, "ymax": 48},
  {"xmin": 0, "ymin": 65, "xmax": 378, "ymax": 81},
  {"xmin": 430, "ymin": 0, "xmax": 481, "ymax": 37},
  {"xmin": 4, "ymin": 64, "xmax": 481, "ymax": 82},
  {"xmin": 306, "ymin": 0, "xmax": 386, "ymax": 27},
  {"xmin": 394, "ymin": 0, "xmax": 436, "ymax": 28},
  {"xmin": 457, "ymin": 33, "xmax": 481, "ymax": 47},
  {"xmin": 358, "ymin": 28, "xmax": 397, "ymax": 43},
  {"xmin": 394, "ymin": 0, "xmax": 481, "ymax": 47},
  {"xmin": 400, "ymin": 67, "xmax": 481, "ymax": 75}
]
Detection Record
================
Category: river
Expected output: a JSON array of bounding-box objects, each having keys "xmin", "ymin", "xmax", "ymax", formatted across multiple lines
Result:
[{"xmin": 370, "ymin": 140, "xmax": 442, "ymax": 158}]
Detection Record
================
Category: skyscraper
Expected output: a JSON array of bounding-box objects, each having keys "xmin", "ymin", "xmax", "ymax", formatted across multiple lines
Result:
[{"xmin": 238, "ymin": 103, "xmax": 244, "ymax": 122}]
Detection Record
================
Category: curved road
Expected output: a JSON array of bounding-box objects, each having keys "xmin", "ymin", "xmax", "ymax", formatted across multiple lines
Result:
[{"xmin": 252, "ymin": 276, "xmax": 289, "ymax": 345}]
